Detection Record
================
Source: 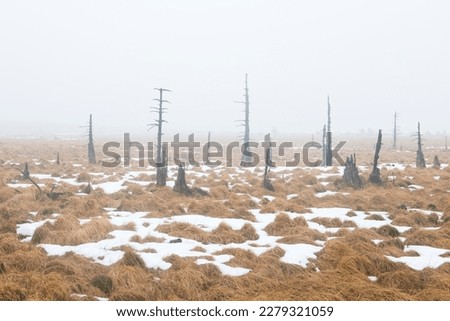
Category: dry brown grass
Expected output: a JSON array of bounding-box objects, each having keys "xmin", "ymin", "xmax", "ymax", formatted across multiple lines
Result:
[
  {"xmin": 263, "ymin": 213, "xmax": 337, "ymax": 244},
  {"xmin": 365, "ymin": 213, "xmax": 386, "ymax": 221},
  {"xmin": 310, "ymin": 217, "xmax": 357, "ymax": 228},
  {"xmin": 31, "ymin": 215, "xmax": 114, "ymax": 245},
  {"xmin": 315, "ymin": 230, "xmax": 406, "ymax": 277},
  {"xmin": 188, "ymin": 199, "xmax": 232, "ymax": 217},
  {"xmin": 404, "ymin": 225, "xmax": 450, "ymax": 248},
  {"xmin": 377, "ymin": 270, "xmax": 424, "ymax": 294},
  {"xmin": 260, "ymin": 198, "xmax": 310, "ymax": 214},
  {"xmin": 118, "ymin": 249, "xmax": 147, "ymax": 269},
  {"xmin": 76, "ymin": 172, "xmax": 91, "ymax": 183},
  {"xmin": 1, "ymin": 139, "xmax": 450, "ymax": 301},
  {"xmin": 129, "ymin": 234, "xmax": 165, "ymax": 243},
  {"xmin": 156, "ymin": 221, "xmax": 259, "ymax": 244},
  {"xmin": 264, "ymin": 213, "xmax": 305, "ymax": 234},
  {"xmin": 390, "ymin": 209, "xmax": 440, "ymax": 227},
  {"xmin": 374, "ymin": 225, "xmax": 401, "ymax": 237}
]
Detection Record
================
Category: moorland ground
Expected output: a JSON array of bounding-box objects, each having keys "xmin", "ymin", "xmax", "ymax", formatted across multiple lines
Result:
[{"xmin": 0, "ymin": 136, "xmax": 449, "ymax": 301}]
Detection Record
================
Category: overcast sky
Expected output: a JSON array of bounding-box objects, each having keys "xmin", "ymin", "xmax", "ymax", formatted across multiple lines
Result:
[{"xmin": 1, "ymin": 0, "xmax": 449, "ymax": 139}]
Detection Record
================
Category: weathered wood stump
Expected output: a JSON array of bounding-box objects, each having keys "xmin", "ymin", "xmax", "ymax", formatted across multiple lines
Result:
[
  {"xmin": 433, "ymin": 155, "xmax": 441, "ymax": 169},
  {"xmin": 21, "ymin": 162, "xmax": 30, "ymax": 180},
  {"xmin": 369, "ymin": 129, "xmax": 383, "ymax": 184},
  {"xmin": 343, "ymin": 154, "xmax": 363, "ymax": 188},
  {"xmin": 173, "ymin": 164, "xmax": 192, "ymax": 196},
  {"xmin": 80, "ymin": 182, "xmax": 92, "ymax": 194},
  {"xmin": 416, "ymin": 150, "xmax": 426, "ymax": 168},
  {"xmin": 263, "ymin": 136, "xmax": 275, "ymax": 191},
  {"xmin": 416, "ymin": 122, "xmax": 426, "ymax": 168}
]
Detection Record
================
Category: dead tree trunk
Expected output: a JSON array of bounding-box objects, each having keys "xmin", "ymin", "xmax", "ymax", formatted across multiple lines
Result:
[
  {"xmin": 88, "ymin": 114, "xmax": 96, "ymax": 164},
  {"xmin": 56, "ymin": 153, "xmax": 60, "ymax": 165},
  {"xmin": 263, "ymin": 134, "xmax": 274, "ymax": 191},
  {"xmin": 325, "ymin": 96, "xmax": 332, "ymax": 166},
  {"xmin": 236, "ymin": 74, "xmax": 251, "ymax": 165},
  {"xmin": 369, "ymin": 129, "xmax": 383, "ymax": 184},
  {"xmin": 393, "ymin": 112, "xmax": 399, "ymax": 149},
  {"xmin": 433, "ymin": 155, "xmax": 441, "ymax": 169},
  {"xmin": 16, "ymin": 167, "xmax": 41, "ymax": 193},
  {"xmin": 173, "ymin": 164, "xmax": 192, "ymax": 195},
  {"xmin": 343, "ymin": 154, "xmax": 363, "ymax": 188},
  {"xmin": 416, "ymin": 122, "xmax": 426, "ymax": 168},
  {"xmin": 157, "ymin": 144, "xmax": 168, "ymax": 186},
  {"xmin": 150, "ymin": 88, "xmax": 171, "ymax": 186},
  {"xmin": 322, "ymin": 124, "xmax": 326, "ymax": 166},
  {"xmin": 206, "ymin": 131, "xmax": 211, "ymax": 164}
]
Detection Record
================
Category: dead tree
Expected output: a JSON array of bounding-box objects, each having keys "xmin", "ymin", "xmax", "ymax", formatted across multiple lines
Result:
[
  {"xmin": 322, "ymin": 124, "xmax": 326, "ymax": 166},
  {"xmin": 17, "ymin": 167, "xmax": 38, "ymax": 190},
  {"xmin": 173, "ymin": 164, "xmax": 192, "ymax": 195},
  {"xmin": 369, "ymin": 129, "xmax": 383, "ymax": 184},
  {"xmin": 263, "ymin": 134, "xmax": 275, "ymax": 191},
  {"xmin": 87, "ymin": 114, "xmax": 96, "ymax": 164},
  {"xmin": 433, "ymin": 155, "xmax": 441, "ymax": 169},
  {"xmin": 206, "ymin": 131, "xmax": 211, "ymax": 164},
  {"xmin": 56, "ymin": 152, "xmax": 60, "ymax": 165},
  {"xmin": 393, "ymin": 112, "xmax": 399, "ymax": 149},
  {"xmin": 342, "ymin": 154, "xmax": 363, "ymax": 188},
  {"xmin": 415, "ymin": 122, "xmax": 426, "ymax": 168},
  {"xmin": 325, "ymin": 96, "xmax": 333, "ymax": 166},
  {"xmin": 16, "ymin": 168, "xmax": 71, "ymax": 200},
  {"xmin": 149, "ymin": 88, "xmax": 171, "ymax": 186},
  {"xmin": 235, "ymin": 74, "xmax": 251, "ymax": 165}
]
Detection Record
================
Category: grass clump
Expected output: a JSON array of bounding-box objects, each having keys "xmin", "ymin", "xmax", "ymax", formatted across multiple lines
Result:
[{"xmin": 92, "ymin": 274, "xmax": 114, "ymax": 294}]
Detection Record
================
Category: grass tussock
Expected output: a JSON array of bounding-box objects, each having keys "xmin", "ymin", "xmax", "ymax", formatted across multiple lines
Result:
[
  {"xmin": 0, "ymin": 282, "xmax": 27, "ymax": 300},
  {"xmin": 118, "ymin": 249, "xmax": 147, "ymax": 269},
  {"xmin": 187, "ymin": 199, "xmax": 235, "ymax": 218},
  {"xmin": 129, "ymin": 235, "xmax": 165, "ymax": 243},
  {"xmin": 0, "ymin": 233, "xmax": 21, "ymax": 254},
  {"xmin": 264, "ymin": 213, "xmax": 327, "ymax": 244},
  {"xmin": 377, "ymin": 270, "xmax": 424, "ymax": 294},
  {"xmin": 375, "ymin": 225, "xmax": 401, "ymax": 237},
  {"xmin": 91, "ymin": 274, "xmax": 113, "ymax": 294},
  {"xmin": 315, "ymin": 230, "xmax": 406, "ymax": 277},
  {"xmin": 158, "ymin": 255, "xmax": 222, "ymax": 300},
  {"xmin": 404, "ymin": 225, "xmax": 450, "ymax": 248},
  {"xmin": 390, "ymin": 210, "xmax": 440, "ymax": 227},
  {"xmin": 31, "ymin": 215, "xmax": 114, "ymax": 245},
  {"xmin": 310, "ymin": 217, "xmax": 357, "ymax": 228},
  {"xmin": 156, "ymin": 221, "xmax": 259, "ymax": 244},
  {"xmin": 214, "ymin": 248, "xmax": 258, "ymax": 270},
  {"xmin": 365, "ymin": 213, "xmax": 385, "ymax": 221},
  {"xmin": 108, "ymin": 265, "xmax": 161, "ymax": 300},
  {"xmin": 265, "ymin": 213, "xmax": 303, "ymax": 234},
  {"xmin": 260, "ymin": 198, "xmax": 309, "ymax": 214},
  {"xmin": 76, "ymin": 172, "xmax": 91, "ymax": 183}
]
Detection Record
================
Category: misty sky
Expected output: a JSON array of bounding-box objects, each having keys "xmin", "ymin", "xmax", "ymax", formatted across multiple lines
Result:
[{"xmin": 1, "ymin": 0, "xmax": 449, "ymax": 138}]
